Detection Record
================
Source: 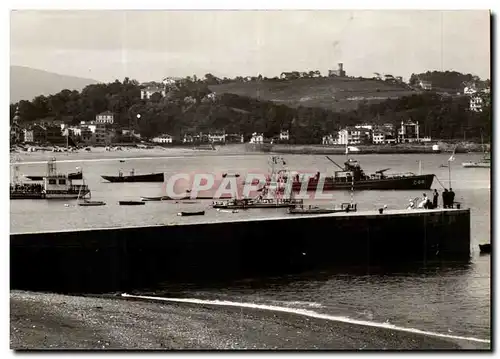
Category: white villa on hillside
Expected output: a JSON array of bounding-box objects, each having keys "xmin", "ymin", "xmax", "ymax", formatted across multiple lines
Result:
[
  {"xmin": 249, "ymin": 132, "xmax": 264, "ymax": 144},
  {"xmin": 151, "ymin": 134, "xmax": 173, "ymax": 144}
]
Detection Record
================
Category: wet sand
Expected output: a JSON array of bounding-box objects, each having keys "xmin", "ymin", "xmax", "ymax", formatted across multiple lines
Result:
[{"xmin": 10, "ymin": 291, "xmax": 489, "ymax": 350}]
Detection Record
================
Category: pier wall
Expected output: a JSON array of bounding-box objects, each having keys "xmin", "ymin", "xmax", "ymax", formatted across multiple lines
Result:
[{"xmin": 10, "ymin": 209, "xmax": 470, "ymax": 294}]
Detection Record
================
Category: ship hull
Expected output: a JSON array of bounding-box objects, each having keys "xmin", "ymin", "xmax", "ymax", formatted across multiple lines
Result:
[
  {"xmin": 44, "ymin": 192, "xmax": 90, "ymax": 200},
  {"xmin": 10, "ymin": 189, "xmax": 90, "ymax": 200},
  {"xmin": 102, "ymin": 173, "xmax": 164, "ymax": 183},
  {"xmin": 287, "ymin": 174, "xmax": 434, "ymax": 191}
]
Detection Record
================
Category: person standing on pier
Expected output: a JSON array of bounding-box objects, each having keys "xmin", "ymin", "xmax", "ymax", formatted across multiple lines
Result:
[
  {"xmin": 432, "ymin": 189, "xmax": 439, "ymax": 209},
  {"xmin": 442, "ymin": 189, "xmax": 449, "ymax": 208},
  {"xmin": 449, "ymin": 188, "xmax": 456, "ymax": 208}
]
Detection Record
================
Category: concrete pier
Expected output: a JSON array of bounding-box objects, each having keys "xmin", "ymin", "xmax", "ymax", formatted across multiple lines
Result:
[{"xmin": 10, "ymin": 209, "xmax": 470, "ymax": 294}]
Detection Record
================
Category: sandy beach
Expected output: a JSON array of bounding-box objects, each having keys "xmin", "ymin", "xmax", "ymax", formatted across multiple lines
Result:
[
  {"xmin": 10, "ymin": 291, "xmax": 489, "ymax": 350},
  {"xmin": 10, "ymin": 144, "xmax": 249, "ymax": 164}
]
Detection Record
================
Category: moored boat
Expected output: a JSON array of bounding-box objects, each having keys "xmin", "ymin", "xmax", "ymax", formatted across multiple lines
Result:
[
  {"xmin": 102, "ymin": 169, "xmax": 164, "ymax": 183},
  {"xmin": 288, "ymin": 203, "xmax": 357, "ymax": 214},
  {"xmin": 276, "ymin": 156, "xmax": 434, "ymax": 191},
  {"xmin": 10, "ymin": 158, "xmax": 90, "ymax": 200},
  {"xmin": 141, "ymin": 195, "xmax": 191, "ymax": 201},
  {"xmin": 79, "ymin": 200, "xmax": 106, "ymax": 207},
  {"xmin": 141, "ymin": 196, "xmax": 165, "ymax": 201},
  {"xmin": 119, "ymin": 201, "xmax": 145, "ymax": 206},
  {"xmin": 222, "ymin": 172, "xmax": 240, "ymax": 178},
  {"xmin": 212, "ymin": 197, "xmax": 303, "ymax": 210},
  {"xmin": 462, "ymin": 153, "xmax": 490, "ymax": 168},
  {"xmin": 177, "ymin": 211, "xmax": 205, "ymax": 216},
  {"xmin": 216, "ymin": 209, "xmax": 239, "ymax": 213}
]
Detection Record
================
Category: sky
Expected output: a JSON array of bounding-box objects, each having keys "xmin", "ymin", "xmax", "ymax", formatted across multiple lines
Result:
[{"xmin": 10, "ymin": 10, "xmax": 491, "ymax": 83}]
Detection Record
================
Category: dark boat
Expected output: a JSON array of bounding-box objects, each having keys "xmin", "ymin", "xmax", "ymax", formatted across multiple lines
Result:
[
  {"xmin": 177, "ymin": 211, "xmax": 205, "ymax": 216},
  {"xmin": 141, "ymin": 194, "xmax": 232, "ymax": 201},
  {"xmin": 277, "ymin": 156, "xmax": 434, "ymax": 191},
  {"xmin": 79, "ymin": 200, "xmax": 106, "ymax": 207},
  {"xmin": 288, "ymin": 203, "xmax": 357, "ymax": 214},
  {"xmin": 102, "ymin": 170, "xmax": 164, "ymax": 183},
  {"xmin": 222, "ymin": 173, "xmax": 240, "ymax": 178},
  {"xmin": 119, "ymin": 201, "xmax": 145, "ymax": 206},
  {"xmin": 479, "ymin": 243, "xmax": 491, "ymax": 254},
  {"xmin": 141, "ymin": 195, "xmax": 190, "ymax": 201}
]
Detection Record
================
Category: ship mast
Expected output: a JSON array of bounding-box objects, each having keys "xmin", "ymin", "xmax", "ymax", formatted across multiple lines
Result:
[
  {"xmin": 267, "ymin": 155, "xmax": 287, "ymax": 199},
  {"xmin": 47, "ymin": 157, "xmax": 57, "ymax": 176}
]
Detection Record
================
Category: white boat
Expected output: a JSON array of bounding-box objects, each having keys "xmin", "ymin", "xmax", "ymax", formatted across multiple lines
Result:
[
  {"xmin": 463, "ymin": 135, "xmax": 490, "ymax": 168},
  {"xmin": 462, "ymin": 153, "xmax": 490, "ymax": 168}
]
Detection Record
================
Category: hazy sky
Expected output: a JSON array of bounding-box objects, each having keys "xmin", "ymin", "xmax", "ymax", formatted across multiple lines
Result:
[{"xmin": 10, "ymin": 10, "xmax": 491, "ymax": 82}]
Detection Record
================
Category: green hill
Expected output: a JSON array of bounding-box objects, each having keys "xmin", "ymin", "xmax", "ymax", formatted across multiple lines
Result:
[{"xmin": 209, "ymin": 77, "xmax": 417, "ymax": 111}]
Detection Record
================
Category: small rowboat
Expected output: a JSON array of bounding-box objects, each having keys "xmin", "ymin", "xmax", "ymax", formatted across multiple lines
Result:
[
  {"xmin": 222, "ymin": 173, "xmax": 240, "ymax": 178},
  {"xmin": 141, "ymin": 196, "xmax": 164, "ymax": 201},
  {"xmin": 119, "ymin": 201, "xmax": 145, "ymax": 206},
  {"xmin": 79, "ymin": 200, "xmax": 106, "ymax": 207},
  {"xmin": 141, "ymin": 195, "xmax": 191, "ymax": 201},
  {"xmin": 216, "ymin": 209, "xmax": 239, "ymax": 213},
  {"xmin": 288, "ymin": 203, "xmax": 357, "ymax": 214},
  {"xmin": 177, "ymin": 211, "xmax": 205, "ymax": 216}
]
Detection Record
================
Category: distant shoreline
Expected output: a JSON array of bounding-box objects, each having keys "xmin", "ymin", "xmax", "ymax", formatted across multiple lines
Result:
[{"xmin": 9, "ymin": 142, "xmax": 487, "ymax": 164}]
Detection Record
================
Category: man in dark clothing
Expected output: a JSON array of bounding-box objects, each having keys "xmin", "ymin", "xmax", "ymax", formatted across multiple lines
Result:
[
  {"xmin": 432, "ymin": 189, "xmax": 439, "ymax": 209},
  {"xmin": 449, "ymin": 188, "xmax": 456, "ymax": 208},
  {"xmin": 442, "ymin": 189, "xmax": 449, "ymax": 208}
]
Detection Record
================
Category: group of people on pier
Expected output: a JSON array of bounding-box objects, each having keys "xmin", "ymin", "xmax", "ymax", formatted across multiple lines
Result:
[{"xmin": 408, "ymin": 188, "xmax": 456, "ymax": 210}]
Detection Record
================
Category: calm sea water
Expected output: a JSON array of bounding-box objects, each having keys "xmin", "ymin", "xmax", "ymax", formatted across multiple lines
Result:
[{"xmin": 10, "ymin": 151, "xmax": 491, "ymax": 340}]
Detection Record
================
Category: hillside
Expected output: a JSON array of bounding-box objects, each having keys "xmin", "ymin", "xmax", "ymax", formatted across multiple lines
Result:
[
  {"xmin": 10, "ymin": 77, "xmax": 490, "ymax": 144},
  {"xmin": 209, "ymin": 77, "xmax": 417, "ymax": 111},
  {"xmin": 10, "ymin": 66, "xmax": 99, "ymax": 103}
]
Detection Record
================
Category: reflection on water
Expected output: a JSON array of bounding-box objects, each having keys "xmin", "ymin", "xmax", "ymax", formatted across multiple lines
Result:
[{"xmin": 141, "ymin": 258, "xmax": 489, "ymax": 340}]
